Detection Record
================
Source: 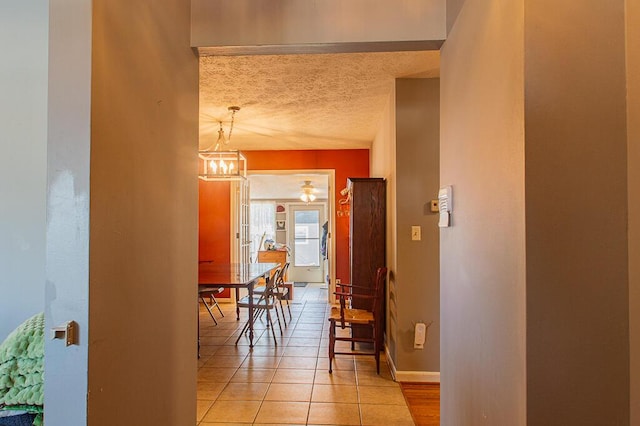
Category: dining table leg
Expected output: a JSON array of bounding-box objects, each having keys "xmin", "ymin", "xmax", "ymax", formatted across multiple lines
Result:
[
  {"xmin": 248, "ymin": 282, "xmax": 254, "ymax": 347},
  {"xmin": 235, "ymin": 289, "xmax": 241, "ymax": 320}
]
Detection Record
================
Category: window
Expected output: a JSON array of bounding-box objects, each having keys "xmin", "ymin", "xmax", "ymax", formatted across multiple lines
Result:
[
  {"xmin": 293, "ymin": 210, "xmax": 320, "ymax": 267},
  {"xmin": 250, "ymin": 201, "xmax": 275, "ymax": 262}
]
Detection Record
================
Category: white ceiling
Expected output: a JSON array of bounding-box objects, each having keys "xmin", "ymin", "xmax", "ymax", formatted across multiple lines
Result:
[
  {"xmin": 199, "ymin": 51, "xmax": 440, "ymax": 151},
  {"xmin": 249, "ymin": 173, "xmax": 329, "ymax": 201}
]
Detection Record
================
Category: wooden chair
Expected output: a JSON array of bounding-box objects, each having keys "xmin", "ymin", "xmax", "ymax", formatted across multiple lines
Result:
[
  {"xmin": 235, "ymin": 267, "xmax": 283, "ymax": 345},
  {"xmin": 328, "ymin": 267, "xmax": 387, "ymax": 374}
]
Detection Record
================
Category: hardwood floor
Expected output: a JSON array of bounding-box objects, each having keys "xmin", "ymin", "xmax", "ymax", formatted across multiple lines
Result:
[{"xmin": 400, "ymin": 382, "xmax": 440, "ymax": 426}]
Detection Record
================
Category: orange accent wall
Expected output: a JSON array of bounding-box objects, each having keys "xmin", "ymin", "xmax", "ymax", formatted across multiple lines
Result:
[
  {"xmin": 198, "ymin": 149, "xmax": 370, "ymax": 284},
  {"xmin": 199, "ymin": 180, "xmax": 231, "ymax": 297}
]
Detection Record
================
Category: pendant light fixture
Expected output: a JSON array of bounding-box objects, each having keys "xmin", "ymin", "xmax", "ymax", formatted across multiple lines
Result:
[{"xmin": 198, "ymin": 106, "xmax": 247, "ymax": 181}]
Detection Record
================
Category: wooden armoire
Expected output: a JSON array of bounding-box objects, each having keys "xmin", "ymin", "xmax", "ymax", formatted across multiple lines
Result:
[{"xmin": 347, "ymin": 178, "xmax": 386, "ymax": 344}]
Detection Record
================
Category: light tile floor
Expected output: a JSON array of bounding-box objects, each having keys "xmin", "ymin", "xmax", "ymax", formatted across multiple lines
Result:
[{"xmin": 197, "ymin": 284, "xmax": 414, "ymax": 425}]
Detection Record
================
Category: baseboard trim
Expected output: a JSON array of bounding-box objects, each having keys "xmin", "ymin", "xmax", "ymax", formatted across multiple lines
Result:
[
  {"xmin": 385, "ymin": 346, "xmax": 440, "ymax": 383},
  {"xmin": 394, "ymin": 370, "xmax": 440, "ymax": 383}
]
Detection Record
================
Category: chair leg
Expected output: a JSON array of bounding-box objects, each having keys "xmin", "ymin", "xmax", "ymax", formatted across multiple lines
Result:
[
  {"xmin": 374, "ymin": 322, "xmax": 380, "ymax": 375},
  {"xmin": 200, "ymin": 296, "xmax": 218, "ymax": 325},
  {"xmin": 285, "ymin": 298, "xmax": 292, "ymax": 321},
  {"xmin": 265, "ymin": 307, "xmax": 278, "ymax": 345},
  {"xmin": 277, "ymin": 297, "xmax": 288, "ymax": 327},
  {"xmin": 210, "ymin": 294, "xmax": 224, "ymax": 317},
  {"xmin": 235, "ymin": 321, "xmax": 248, "ymax": 345},
  {"xmin": 272, "ymin": 298, "xmax": 283, "ymax": 335},
  {"xmin": 328, "ymin": 319, "xmax": 335, "ymax": 374}
]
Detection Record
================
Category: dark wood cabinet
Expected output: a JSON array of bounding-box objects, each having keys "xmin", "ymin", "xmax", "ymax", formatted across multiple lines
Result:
[{"xmin": 348, "ymin": 178, "xmax": 386, "ymax": 343}]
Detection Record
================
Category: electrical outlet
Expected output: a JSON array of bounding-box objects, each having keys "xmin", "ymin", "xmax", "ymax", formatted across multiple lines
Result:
[
  {"xmin": 414, "ymin": 322, "xmax": 426, "ymax": 349},
  {"xmin": 336, "ymin": 278, "xmax": 341, "ymax": 284}
]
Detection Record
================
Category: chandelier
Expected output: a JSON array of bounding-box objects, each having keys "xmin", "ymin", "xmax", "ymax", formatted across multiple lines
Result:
[
  {"xmin": 198, "ymin": 106, "xmax": 247, "ymax": 181},
  {"xmin": 300, "ymin": 181, "xmax": 316, "ymax": 203}
]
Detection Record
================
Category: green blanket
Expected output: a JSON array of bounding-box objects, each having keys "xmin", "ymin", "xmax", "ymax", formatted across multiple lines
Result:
[{"xmin": 0, "ymin": 312, "xmax": 44, "ymax": 425}]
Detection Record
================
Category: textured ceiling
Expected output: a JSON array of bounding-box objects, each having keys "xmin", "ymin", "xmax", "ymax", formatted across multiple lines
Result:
[{"xmin": 199, "ymin": 51, "xmax": 440, "ymax": 151}]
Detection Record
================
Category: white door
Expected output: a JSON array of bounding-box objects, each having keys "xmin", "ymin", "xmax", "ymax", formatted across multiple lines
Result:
[
  {"xmin": 288, "ymin": 204, "xmax": 325, "ymax": 283},
  {"xmin": 231, "ymin": 179, "xmax": 251, "ymax": 264}
]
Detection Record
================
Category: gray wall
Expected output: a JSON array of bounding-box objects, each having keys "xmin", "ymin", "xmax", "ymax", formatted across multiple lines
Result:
[
  {"xmin": 395, "ymin": 79, "xmax": 440, "ymax": 373},
  {"xmin": 440, "ymin": 0, "xmax": 527, "ymax": 424},
  {"xmin": 525, "ymin": 1, "xmax": 629, "ymax": 424},
  {"xmin": 45, "ymin": 0, "xmax": 92, "ymax": 422},
  {"xmin": 191, "ymin": 0, "xmax": 445, "ymax": 53},
  {"xmin": 87, "ymin": 0, "xmax": 199, "ymax": 424},
  {"xmin": 628, "ymin": 0, "xmax": 640, "ymax": 423},
  {"xmin": 0, "ymin": 1, "xmax": 48, "ymax": 340}
]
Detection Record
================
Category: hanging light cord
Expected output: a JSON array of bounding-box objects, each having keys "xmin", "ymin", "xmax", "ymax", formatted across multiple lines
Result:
[
  {"xmin": 228, "ymin": 109, "xmax": 236, "ymax": 142},
  {"xmin": 227, "ymin": 106, "xmax": 240, "ymax": 143}
]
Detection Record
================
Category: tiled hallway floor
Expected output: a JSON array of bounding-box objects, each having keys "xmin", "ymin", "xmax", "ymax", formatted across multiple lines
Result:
[{"xmin": 197, "ymin": 284, "xmax": 414, "ymax": 425}]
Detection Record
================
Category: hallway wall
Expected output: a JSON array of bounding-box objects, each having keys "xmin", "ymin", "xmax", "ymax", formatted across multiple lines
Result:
[
  {"xmin": 370, "ymin": 79, "xmax": 440, "ymax": 378},
  {"xmin": 87, "ymin": 0, "xmax": 199, "ymax": 424},
  {"xmin": 524, "ymin": 0, "xmax": 629, "ymax": 424},
  {"xmin": 395, "ymin": 79, "xmax": 440, "ymax": 375},
  {"xmin": 627, "ymin": 0, "xmax": 640, "ymax": 422},
  {"xmin": 371, "ymin": 89, "xmax": 398, "ymax": 365},
  {"xmin": 0, "ymin": 1, "xmax": 48, "ymax": 340},
  {"xmin": 440, "ymin": 0, "xmax": 527, "ymax": 424},
  {"xmin": 442, "ymin": 0, "xmax": 631, "ymax": 423}
]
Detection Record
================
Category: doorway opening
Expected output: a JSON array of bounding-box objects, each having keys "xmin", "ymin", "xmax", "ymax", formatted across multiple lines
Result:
[{"xmin": 245, "ymin": 169, "xmax": 336, "ymax": 303}]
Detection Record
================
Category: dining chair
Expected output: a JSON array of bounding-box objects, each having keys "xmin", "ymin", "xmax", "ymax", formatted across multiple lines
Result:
[
  {"xmin": 327, "ymin": 267, "xmax": 387, "ymax": 374},
  {"xmin": 198, "ymin": 286, "xmax": 225, "ymax": 325},
  {"xmin": 254, "ymin": 262, "xmax": 291, "ymax": 325},
  {"xmin": 198, "ymin": 260, "xmax": 225, "ymax": 325},
  {"xmin": 235, "ymin": 267, "xmax": 283, "ymax": 345}
]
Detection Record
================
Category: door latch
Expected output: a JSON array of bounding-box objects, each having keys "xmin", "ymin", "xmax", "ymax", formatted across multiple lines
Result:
[{"xmin": 51, "ymin": 321, "xmax": 78, "ymax": 346}]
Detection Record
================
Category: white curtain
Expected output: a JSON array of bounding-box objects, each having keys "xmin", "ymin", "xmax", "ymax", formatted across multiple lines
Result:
[{"xmin": 250, "ymin": 201, "xmax": 275, "ymax": 262}]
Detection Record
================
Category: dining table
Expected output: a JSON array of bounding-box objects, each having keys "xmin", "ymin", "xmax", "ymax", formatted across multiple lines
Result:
[{"xmin": 198, "ymin": 262, "xmax": 279, "ymax": 348}]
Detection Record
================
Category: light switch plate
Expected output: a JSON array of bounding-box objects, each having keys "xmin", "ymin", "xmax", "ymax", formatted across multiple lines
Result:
[{"xmin": 411, "ymin": 226, "xmax": 421, "ymax": 241}]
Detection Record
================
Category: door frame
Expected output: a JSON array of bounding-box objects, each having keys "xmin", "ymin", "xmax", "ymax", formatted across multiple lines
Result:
[{"xmin": 244, "ymin": 169, "xmax": 336, "ymax": 303}]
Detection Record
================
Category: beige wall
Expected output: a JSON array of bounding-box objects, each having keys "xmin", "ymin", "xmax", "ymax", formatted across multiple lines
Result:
[
  {"xmin": 87, "ymin": 0, "xmax": 199, "ymax": 424},
  {"xmin": 446, "ymin": 0, "xmax": 466, "ymax": 34},
  {"xmin": 525, "ymin": 0, "xmax": 629, "ymax": 423},
  {"xmin": 627, "ymin": 0, "xmax": 640, "ymax": 423},
  {"xmin": 395, "ymin": 79, "xmax": 440, "ymax": 374},
  {"xmin": 191, "ymin": 0, "xmax": 445, "ymax": 53},
  {"xmin": 0, "ymin": 1, "xmax": 48, "ymax": 340},
  {"xmin": 440, "ymin": 0, "xmax": 526, "ymax": 424},
  {"xmin": 371, "ymin": 88, "xmax": 398, "ymax": 361}
]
